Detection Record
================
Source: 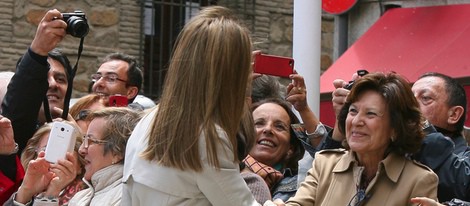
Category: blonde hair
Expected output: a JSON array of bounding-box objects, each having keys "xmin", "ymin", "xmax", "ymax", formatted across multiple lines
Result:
[
  {"xmin": 86, "ymin": 107, "xmax": 142, "ymax": 162},
  {"xmin": 141, "ymin": 6, "xmax": 253, "ymax": 171}
]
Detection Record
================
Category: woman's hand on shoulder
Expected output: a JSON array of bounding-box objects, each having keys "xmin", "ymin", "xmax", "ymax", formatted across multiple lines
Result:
[
  {"xmin": 410, "ymin": 197, "xmax": 444, "ymax": 206},
  {"xmin": 263, "ymin": 199, "xmax": 285, "ymax": 206}
]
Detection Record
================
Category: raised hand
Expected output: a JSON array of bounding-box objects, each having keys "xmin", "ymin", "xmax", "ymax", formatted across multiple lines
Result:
[
  {"xmin": 44, "ymin": 152, "xmax": 79, "ymax": 197},
  {"xmin": 331, "ymin": 79, "xmax": 349, "ymax": 118},
  {"xmin": 15, "ymin": 151, "xmax": 54, "ymax": 204},
  {"xmin": 0, "ymin": 115, "xmax": 16, "ymax": 155},
  {"xmin": 30, "ymin": 9, "xmax": 67, "ymax": 56},
  {"xmin": 286, "ymin": 74, "xmax": 308, "ymax": 112}
]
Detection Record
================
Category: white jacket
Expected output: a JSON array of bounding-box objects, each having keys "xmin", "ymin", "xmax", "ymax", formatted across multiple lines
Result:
[
  {"xmin": 123, "ymin": 109, "xmax": 259, "ymax": 206},
  {"xmin": 68, "ymin": 164, "xmax": 123, "ymax": 206}
]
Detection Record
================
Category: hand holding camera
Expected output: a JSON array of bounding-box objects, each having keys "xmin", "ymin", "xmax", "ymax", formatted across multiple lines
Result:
[
  {"xmin": 31, "ymin": 9, "xmax": 89, "ymax": 56},
  {"xmin": 30, "ymin": 9, "xmax": 67, "ymax": 56},
  {"xmin": 343, "ymin": 69, "xmax": 369, "ymax": 90}
]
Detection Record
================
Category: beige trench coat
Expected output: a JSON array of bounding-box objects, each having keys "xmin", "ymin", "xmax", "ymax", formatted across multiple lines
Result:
[{"xmin": 287, "ymin": 149, "xmax": 438, "ymax": 206}]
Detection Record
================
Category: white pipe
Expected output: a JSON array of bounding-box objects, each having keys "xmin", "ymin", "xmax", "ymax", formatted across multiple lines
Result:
[
  {"xmin": 293, "ymin": 0, "xmax": 321, "ymax": 185},
  {"xmin": 293, "ymin": 0, "xmax": 321, "ymax": 115}
]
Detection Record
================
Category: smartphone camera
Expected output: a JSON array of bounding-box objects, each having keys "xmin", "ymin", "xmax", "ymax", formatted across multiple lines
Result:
[
  {"xmin": 344, "ymin": 69, "xmax": 369, "ymax": 90},
  {"xmin": 62, "ymin": 11, "xmax": 89, "ymax": 38},
  {"xmin": 61, "ymin": 127, "xmax": 65, "ymax": 131}
]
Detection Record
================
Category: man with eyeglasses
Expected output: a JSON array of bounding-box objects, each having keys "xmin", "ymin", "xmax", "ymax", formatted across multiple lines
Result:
[{"xmin": 91, "ymin": 53, "xmax": 143, "ymax": 106}]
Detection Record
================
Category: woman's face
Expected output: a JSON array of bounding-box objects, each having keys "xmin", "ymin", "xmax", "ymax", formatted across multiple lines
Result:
[
  {"xmin": 346, "ymin": 90, "xmax": 392, "ymax": 158},
  {"xmin": 249, "ymin": 103, "xmax": 292, "ymax": 167},
  {"xmin": 79, "ymin": 117, "xmax": 117, "ymax": 181}
]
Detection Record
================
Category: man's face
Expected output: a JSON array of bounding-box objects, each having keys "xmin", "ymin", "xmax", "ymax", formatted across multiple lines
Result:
[
  {"xmin": 46, "ymin": 58, "xmax": 68, "ymax": 111},
  {"xmin": 412, "ymin": 76, "xmax": 451, "ymax": 130},
  {"xmin": 92, "ymin": 60, "xmax": 132, "ymax": 101}
]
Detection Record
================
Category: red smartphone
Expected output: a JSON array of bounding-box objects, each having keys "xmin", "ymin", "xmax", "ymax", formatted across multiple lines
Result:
[
  {"xmin": 109, "ymin": 95, "xmax": 128, "ymax": 107},
  {"xmin": 253, "ymin": 53, "xmax": 294, "ymax": 78}
]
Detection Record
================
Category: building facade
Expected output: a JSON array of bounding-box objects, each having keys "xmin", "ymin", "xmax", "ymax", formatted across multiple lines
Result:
[{"xmin": 0, "ymin": 0, "xmax": 467, "ymax": 98}]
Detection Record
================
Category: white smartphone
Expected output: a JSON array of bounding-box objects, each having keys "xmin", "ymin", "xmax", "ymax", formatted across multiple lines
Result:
[{"xmin": 45, "ymin": 122, "xmax": 77, "ymax": 164}]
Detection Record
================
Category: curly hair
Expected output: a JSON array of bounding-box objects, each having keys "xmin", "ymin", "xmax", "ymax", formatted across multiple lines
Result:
[{"xmin": 337, "ymin": 72, "xmax": 424, "ymax": 155}]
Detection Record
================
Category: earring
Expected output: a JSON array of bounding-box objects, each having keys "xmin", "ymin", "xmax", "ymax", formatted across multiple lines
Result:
[{"xmin": 391, "ymin": 136, "xmax": 396, "ymax": 142}]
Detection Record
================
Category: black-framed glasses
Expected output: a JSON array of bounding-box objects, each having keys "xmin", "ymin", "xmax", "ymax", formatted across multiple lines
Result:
[
  {"xmin": 83, "ymin": 135, "xmax": 108, "ymax": 148},
  {"xmin": 75, "ymin": 109, "xmax": 90, "ymax": 121},
  {"xmin": 91, "ymin": 73, "xmax": 127, "ymax": 84},
  {"xmin": 347, "ymin": 189, "xmax": 368, "ymax": 206}
]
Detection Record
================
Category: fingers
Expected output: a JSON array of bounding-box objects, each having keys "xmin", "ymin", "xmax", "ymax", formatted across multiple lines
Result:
[
  {"xmin": 410, "ymin": 197, "xmax": 441, "ymax": 206},
  {"xmin": 333, "ymin": 79, "xmax": 347, "ymax": 89},
  {"xmin": 251, "ymin": 72, "xmax": 262, "ymax": 80},
  {"xmin": 42, "ymin": 9, "xmax": 62, "ymax": 21},
  {"xmin": 50, "ymin": 152, "xmax": 78, "ymax": 187},
  {"xmin": 263, "ymin": 199, "xmax": 285, "ymax": 206},
  {"xmin": 37, "ymin": 151, "xmax": 46, "ymax": 158},
  {"xmin": 31, "ymin": 9, "xmax": 67, "ymax": 55},
  {"xmin": 0, "ymin": 115, "xmax": 12, "ymax": 126},
  {"xmin": 289, "ymin": 74, "xmax": 305, "ymax": 88}
]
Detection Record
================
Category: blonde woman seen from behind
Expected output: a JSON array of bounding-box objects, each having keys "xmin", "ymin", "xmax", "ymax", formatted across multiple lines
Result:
[{"xmin": 123, "ymin": 6, "xmax": 260, "ymax": 206}]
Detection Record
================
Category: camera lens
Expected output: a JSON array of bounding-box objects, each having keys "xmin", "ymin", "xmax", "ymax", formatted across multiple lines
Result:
[
  {"xmin": 66, "ymin": 16, "xmax": 89, "ymax": 38},
  {"xmin": 61, "ymin": 127, "xmax": 65, "ymax": 131}
]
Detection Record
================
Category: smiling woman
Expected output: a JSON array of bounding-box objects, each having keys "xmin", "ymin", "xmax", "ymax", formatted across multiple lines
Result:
[
  {"xmin": 242, "ymin": 98, "xmax": 305, "ymax": 201},
  {"xmin": 280, "ymin": 72, "xmax": 438, "ymax": 206}
]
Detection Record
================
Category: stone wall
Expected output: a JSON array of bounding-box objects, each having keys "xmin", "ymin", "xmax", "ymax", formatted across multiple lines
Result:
[
  {"xmin": 0, "ymin": 0, "xmax": 141, "ymax": 97},
  {"xmin": 220, "ymin": 0, "xmax": 335, "ymax": 73},
  {"xmin": 0, "ymin": 0, "xmax": 336, "ymax": 96}
]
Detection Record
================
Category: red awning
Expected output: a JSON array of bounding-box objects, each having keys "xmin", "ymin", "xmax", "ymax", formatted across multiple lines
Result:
[
  {"xmin": 320, "ymin": 4, "xmax": 470, "ymax": 94},
  {"xmin": 319, "ymin": 4, "xmax": 470, "ymax": 127}
]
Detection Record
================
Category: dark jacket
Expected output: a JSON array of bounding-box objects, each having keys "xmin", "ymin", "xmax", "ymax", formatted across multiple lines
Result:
[
  {"xmin": 415, "ymin": 131, "xmax": 470, "ymax": 202},
  {"xmin": 0, "ymin": 48, "xmax": 48, "ymax": 204}
]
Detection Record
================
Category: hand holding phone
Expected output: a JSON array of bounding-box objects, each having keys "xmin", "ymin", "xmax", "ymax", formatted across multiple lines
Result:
[
  {"xmin": 45, "ymin": 122, "xmax": 77, "ymax": 164},
  {"xmin": 253, "ymin": 53, "xmax": 294, "ymax": 78}
]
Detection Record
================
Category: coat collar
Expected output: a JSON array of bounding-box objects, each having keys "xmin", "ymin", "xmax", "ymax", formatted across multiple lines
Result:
[{"xmin": 332, "ymin": 151, "xmax": 406, "ymax": 183}]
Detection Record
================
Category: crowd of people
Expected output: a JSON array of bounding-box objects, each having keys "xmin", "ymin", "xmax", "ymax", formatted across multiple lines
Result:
[{"xmin": 0, "ymin": 5, "xmax": 469, "ymax": 206}]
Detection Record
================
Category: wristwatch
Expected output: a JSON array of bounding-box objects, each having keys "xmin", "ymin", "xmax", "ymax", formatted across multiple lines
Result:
[{"xmin": 305, "ymin": 123, "xmax": 327, "ymax": 142}]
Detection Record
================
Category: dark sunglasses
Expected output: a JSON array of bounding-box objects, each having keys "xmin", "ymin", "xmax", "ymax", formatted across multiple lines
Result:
[{"xmin": 75, "ymin": 109, "xmax": 90, "ymax": 121}]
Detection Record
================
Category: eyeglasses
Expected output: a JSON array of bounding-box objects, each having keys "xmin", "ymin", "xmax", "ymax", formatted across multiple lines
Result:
[
  {"xmin": 83, "ymin": 135, "xmax": 108, "ymax": 148},
  {"xmin": 347, "ymin": 189, "xmax": 368, "ymax": 206},
  {"xmin": 91, "ymin": 73, "xmax": 127, "ymax": 84},
  {"xmin": 75, "ymin": 110, "xmax": 90, "ymax": 121}
]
